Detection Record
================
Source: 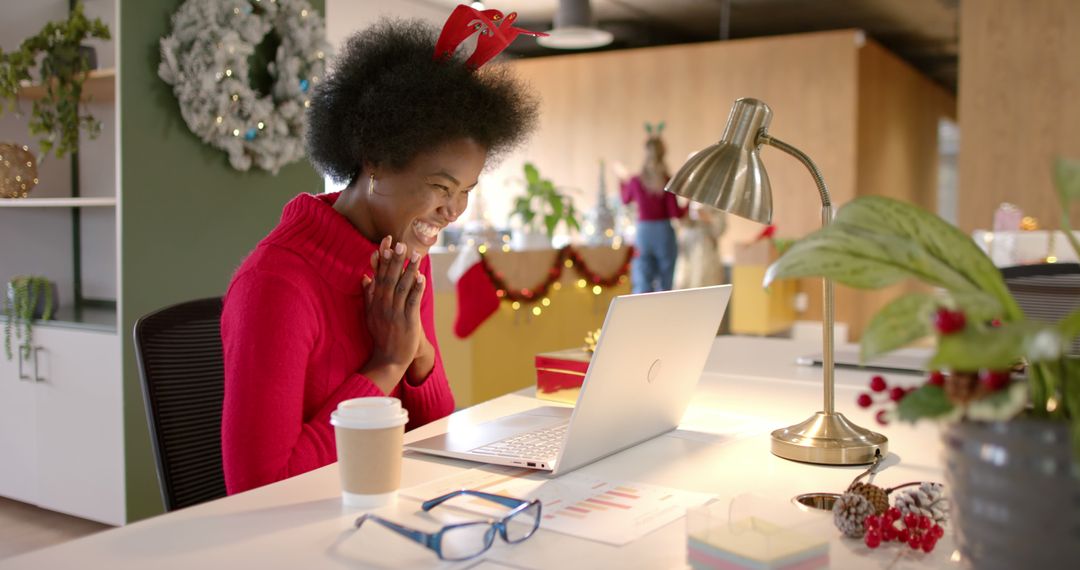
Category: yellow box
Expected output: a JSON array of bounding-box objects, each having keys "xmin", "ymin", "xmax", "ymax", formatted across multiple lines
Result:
[{"xmin": 730, "ymin": 241, "xmax": 796, "ymax": 336}]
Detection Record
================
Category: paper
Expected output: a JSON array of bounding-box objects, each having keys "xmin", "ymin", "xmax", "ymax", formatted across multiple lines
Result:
[{"xmin": 402, "ymin": 465, "xmax": 715, "ymax": 546}]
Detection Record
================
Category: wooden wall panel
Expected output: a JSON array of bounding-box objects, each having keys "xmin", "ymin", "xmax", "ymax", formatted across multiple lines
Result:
[
  {"xmin": 958, "ymin": 0, "xmax": 1080, "ymax": 233},
  {"xmin": 840, "ymin": 39, "xmax": 956, "ymax": 340},
  {"xmin": 474, "ymin": 30, "xmax": 951, "ymax": 341},
  {"xmin": 489, "ymin": 30, "xmax": 863, "ymax": 255}
]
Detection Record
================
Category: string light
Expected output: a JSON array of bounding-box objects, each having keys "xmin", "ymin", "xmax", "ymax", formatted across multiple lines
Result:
[
  {"xmin": 478, "ymin": 244, "xmax": 488, "ymax": 254},
  {"xmin": 577, "ymin": 279, "xmax": 587, "ymax": 288},
  {"xmin": 511, "ymin": 301, "xmax": 521, "ymax": 310},
  {"xmin": 564, "ymin": 259, "xmax": 574, "ymax": 268},
  {"xmin": 501, "ymin": 244, "xmax": 511, "ymax": 252},
  {"xmin": 541, "ymin": 298, "xmax": 551, "ymax": 307},
  {"xmin": 532, "ymin": 306, "xmax": 542, "ymax": 316},
  {"xmin": 552, "ymin": 282, "xmax": 562, "ymax": 291},
  {"xmin": 592, "ymin": 285, "xmax": 602, "ymax": 295}
]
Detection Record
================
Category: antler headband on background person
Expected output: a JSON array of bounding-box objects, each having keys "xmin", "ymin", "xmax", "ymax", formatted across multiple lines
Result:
[{"xmin": 433, "ymin": 4, "xmax": 547, "ymax": 70}]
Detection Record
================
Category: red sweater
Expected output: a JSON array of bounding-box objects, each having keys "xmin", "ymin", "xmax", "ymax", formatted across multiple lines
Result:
[
  {"xmin": 221, "ymin": 192, "xmax": 455, "ymax": 494},
  {"xmin": 620, "ymin": 176, "xmax": 686, "ymax": 221}
]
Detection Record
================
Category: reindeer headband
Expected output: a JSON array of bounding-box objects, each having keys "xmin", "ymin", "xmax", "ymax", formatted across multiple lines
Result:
[{"xmin": 433, "ymin": 4, "xmax": 547, "ymax": 70}]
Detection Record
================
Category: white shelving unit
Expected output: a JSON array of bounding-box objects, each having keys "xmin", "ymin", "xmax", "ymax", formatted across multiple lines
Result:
[{"xmin": 0, "ymin": 0, "xmax": 124, "ymax": 525}]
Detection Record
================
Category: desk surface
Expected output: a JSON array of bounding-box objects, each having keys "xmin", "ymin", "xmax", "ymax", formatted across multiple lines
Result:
[{"xmin": 3, "ymin": 337, "xmax": 958, "ymax": 569}]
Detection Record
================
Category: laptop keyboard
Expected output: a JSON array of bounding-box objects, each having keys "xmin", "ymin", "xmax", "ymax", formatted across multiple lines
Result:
[{"xmin": 470, "ymin": 423, "xmax": 568, "ymax": 461}]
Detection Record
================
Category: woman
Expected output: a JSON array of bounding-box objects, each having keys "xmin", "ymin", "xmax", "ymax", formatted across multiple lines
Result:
[
  {"xmin": 620, "ymin": 123, "xmax": 687, "ymax": 293},
  {"xmin": 221, "ymin": 15, "xmax": 540, "ymax": 494}
]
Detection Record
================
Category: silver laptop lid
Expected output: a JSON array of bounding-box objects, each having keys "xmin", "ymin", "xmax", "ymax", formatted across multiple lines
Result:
[{"xmin": 553, "ymin": 284, "xmax": 732, "ymax": 474}]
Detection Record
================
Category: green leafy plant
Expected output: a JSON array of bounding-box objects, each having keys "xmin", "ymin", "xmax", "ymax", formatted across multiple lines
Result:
[
  {"xmin": 0, "ymin": 1, "xmax": 111, "ymax": 158},
  {"xmin": 3, "ymin": 276, "xmax": 55, "ymax": 361},
  {"xmin": 765, "ymin": 157, "xmax": 1080, "ymax": 458},
  {"xmin": 511, "ymin": 162, "xmax": 581, "ymax": 241}
]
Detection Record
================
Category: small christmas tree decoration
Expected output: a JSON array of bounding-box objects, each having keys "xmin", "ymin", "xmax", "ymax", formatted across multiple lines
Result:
[
  {"xmin": 894, "ymin": 482, "xmax": 949, "ymax": 527},
  {"xmin": 833, "ymin": 492, "xmax": 876, "ymax": 538}
]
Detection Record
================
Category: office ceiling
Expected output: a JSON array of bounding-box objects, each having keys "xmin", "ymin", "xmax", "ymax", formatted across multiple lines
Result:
[{"xmin": 422, "ymin": 0, "xmax": 959, "ymax": 91}]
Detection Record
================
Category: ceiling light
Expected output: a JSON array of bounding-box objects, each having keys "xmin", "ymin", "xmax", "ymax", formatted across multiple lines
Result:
[{"xmin": 538, "ymin": 0, "xmax": 613, "ymax": 50}]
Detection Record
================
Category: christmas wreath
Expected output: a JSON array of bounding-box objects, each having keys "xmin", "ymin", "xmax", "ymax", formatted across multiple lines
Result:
[{"xmin": 158, "ymin": 0, "xmax": 329, "ymax": 173}]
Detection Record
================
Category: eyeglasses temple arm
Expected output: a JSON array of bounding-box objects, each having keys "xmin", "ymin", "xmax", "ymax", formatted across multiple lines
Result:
[
  {"xmin": 355, "ymin": 514, "xmax": 435, "ymax": 550},
  {"xmin": 422, "ymin": 489, "xmax": 530, "ymax": 512}
]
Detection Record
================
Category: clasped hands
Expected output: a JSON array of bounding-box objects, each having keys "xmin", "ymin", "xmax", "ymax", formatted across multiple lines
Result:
[{"xmin": 359, "ymin": 235, "xmax": 435, "ymax": 394}]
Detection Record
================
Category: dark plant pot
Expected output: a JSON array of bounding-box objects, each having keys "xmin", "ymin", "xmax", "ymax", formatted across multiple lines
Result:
[
  {"xmin": 40, "ymin": 45, "xmax": 97, "ymax": 79},
  {"xmin": 5, "ymin": 280, "xmax": 58, "ymax": 320},
  {"xmin": 943, "ymin": 420, "xmax": 1080, "ymax": 569},
  {"xmin": 79, "ymin": 45, "xmax": 98, "ymax": 71}
]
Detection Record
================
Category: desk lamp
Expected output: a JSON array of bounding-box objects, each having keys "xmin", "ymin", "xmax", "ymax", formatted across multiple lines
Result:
[{"xmin": 665, "ymin": 97, "xmax": 887, "ymax": 464}]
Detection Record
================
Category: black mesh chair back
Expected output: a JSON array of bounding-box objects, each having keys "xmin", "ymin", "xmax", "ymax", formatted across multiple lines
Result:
[
  {"xmin": 134, "ymin": 297, "xmax": 226, "ymax": 512},
  {"xmin": 1001, "ymin": 263, "xmax": 1080, "ymax": 356}
]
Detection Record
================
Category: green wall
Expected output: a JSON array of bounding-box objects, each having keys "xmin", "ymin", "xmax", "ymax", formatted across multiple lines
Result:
[{"xmin": 120, "ymin": 0, "xmax": 326, "ymax": 521}]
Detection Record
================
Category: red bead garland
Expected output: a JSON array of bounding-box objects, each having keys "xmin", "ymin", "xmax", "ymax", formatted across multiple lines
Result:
[{"xmin": 479, "ymin": 245, "xmax": 634, "ymax": 305}]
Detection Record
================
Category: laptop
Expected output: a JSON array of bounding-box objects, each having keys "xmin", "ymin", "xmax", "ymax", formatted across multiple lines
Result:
[
  {"xmin": 405, "ymin": 284, "xmax": 732, "ymax": 475},
  {"xmin": 795, "ymin": 348, "xmax": 927, "ymax": 375}
]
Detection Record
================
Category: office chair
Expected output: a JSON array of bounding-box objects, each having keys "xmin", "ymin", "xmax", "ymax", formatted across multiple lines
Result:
[
  {"xmin": 1001, "ymin": 263, "xmax": 1080, "ymax": 355},
  {"xmin": 134, "ymin": 297, "xmax": 227, "ymax": 512}
]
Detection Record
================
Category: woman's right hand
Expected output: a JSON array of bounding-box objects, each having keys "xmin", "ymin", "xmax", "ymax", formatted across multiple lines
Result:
[{"xmin": 359, "ymin": 236, "xmax": 426, "ymax": 394}]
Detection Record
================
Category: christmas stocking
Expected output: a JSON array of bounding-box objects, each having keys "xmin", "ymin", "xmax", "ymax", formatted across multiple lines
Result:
[{"xmin": 448, "ymin": 248, "xmax": 500, "ymax": 338}]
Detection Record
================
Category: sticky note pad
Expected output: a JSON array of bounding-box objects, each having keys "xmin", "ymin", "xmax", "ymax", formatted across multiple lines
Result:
[{"xmin": 687, "ymin": 516, "xmax": 829, "ymax": 570}]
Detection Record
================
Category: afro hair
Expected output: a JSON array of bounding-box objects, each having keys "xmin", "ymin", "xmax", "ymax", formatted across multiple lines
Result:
[{"xmin": 305, "ymin": 18, "xmax": 539, "ymax": 185}]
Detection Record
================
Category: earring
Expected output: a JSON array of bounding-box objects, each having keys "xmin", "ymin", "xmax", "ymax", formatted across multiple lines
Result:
[{"xmin": 368, "ymin": 174, "xmax": 375, "ymax": 196}]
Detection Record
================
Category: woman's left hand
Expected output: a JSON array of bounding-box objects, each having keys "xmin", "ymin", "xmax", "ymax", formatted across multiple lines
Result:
[{"xmin": 364, "ymin": 239, "xmax": 435, "ymax": 385}]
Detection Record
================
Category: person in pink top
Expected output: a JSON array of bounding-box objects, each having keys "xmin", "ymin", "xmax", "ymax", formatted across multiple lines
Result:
[
  {"xmin": 620, "ymin": 123, "xmax": 687, "ymax": 293},
  {"xmin": 220, "ymin": 16, "xmax": 541, "ymax": 494}
]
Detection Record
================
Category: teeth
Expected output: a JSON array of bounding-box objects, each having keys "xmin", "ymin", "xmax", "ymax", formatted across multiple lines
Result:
[{"xmin": 413, "ymin": 220, "xmax": 439, "ymax": 239}]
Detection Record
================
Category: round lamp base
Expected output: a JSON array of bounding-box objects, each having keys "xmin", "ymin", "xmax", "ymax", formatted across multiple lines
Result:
[{"xmin": 771, "ymin": 412, "xmax": 888, "ymax": 465}]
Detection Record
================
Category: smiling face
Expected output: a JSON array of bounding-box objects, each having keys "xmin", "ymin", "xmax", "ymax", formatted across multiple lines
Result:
[{"xmin": 340, "ymin": 137, "xmax": 487, "ymax": 256}]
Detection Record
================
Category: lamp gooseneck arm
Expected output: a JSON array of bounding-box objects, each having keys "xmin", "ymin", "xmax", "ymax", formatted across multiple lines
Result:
[{"xmin": 758, "ymin": 132, "xmax": 836, "ymax": 414}]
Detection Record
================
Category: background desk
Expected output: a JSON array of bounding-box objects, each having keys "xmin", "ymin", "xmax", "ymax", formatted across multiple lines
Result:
[{"xmin": 2, "ymin": 337, "xmax": 958, "ymax": 569}]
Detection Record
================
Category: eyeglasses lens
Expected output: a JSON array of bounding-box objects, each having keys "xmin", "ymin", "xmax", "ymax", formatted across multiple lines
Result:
[
  {"xmin": 440, "ymin": 522, "xmax": 496, "ymax": 561},
  {"xmin": 504, "ymin": 502, "xmax": 541, "ymax": 543}
]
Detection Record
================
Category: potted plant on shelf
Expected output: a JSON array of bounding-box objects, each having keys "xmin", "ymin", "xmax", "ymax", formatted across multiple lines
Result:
[
  {"xmin": 510, "ymin": 162, "xmax": 581, "ymax": 250},
  {"xmin": 765, "ymin": 157, "xmax": 1080, "ymax": 567},
  {"xmin": 0, "ymin": 1, "xmax": 111, "ymax": 160},
  {"xmin": 4, "ymin": 276, "xmax": 56, "ymax": 361}
]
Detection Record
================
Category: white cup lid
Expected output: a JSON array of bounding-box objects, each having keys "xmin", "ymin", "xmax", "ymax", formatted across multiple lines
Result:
[{"xmin": 331, "ymin": 397, "xmax": 408, "ymax": 429}]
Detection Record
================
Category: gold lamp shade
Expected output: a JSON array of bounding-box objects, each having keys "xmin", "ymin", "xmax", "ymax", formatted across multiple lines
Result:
[
  {"xmin": 0, "ymin": 143, "xmax": 40, "ymax": 199},
  {"xmin": 665, "ymin": 98, "xmax": 773, "ymax": 225}
]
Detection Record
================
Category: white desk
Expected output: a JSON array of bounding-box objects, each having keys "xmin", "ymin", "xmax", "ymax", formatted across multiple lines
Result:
[{"xmin": 2, "ymin": 337, "xmax": 959, "ymax": 569}]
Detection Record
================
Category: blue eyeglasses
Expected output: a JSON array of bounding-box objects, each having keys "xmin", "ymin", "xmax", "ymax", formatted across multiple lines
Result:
[{"xmin": 355, "ymin": 490, "xmax": 542, "ymax": 561}]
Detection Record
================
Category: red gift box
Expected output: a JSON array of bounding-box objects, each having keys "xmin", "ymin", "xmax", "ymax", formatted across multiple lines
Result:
[{"xmin": 535, "ymin": 348, "xmax": 591, "ymax": 404}]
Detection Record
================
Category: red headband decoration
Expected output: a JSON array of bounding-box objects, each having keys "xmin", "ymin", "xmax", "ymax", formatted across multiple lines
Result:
[{"xmin": 434, "ymin": 5, "xmax": 547, "ymax": 70}]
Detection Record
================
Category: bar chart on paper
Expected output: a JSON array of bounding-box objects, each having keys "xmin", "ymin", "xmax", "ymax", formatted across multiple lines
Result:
[{"xmin": 402, "ymin": 466, "xmax": 715, "ymax": 545}]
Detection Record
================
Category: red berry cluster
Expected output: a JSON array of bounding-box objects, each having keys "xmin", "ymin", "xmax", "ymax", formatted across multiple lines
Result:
[
  {"xmin": 933, "ymin": 307, "xmax": 966, "ymax": 335},
  {"xmin": 863, "ymin": 507, "xmax": 943, "ymax": 552},
  {"xmin": 857, "ymin": 375, "xmax": 914, "ymax": 425}
]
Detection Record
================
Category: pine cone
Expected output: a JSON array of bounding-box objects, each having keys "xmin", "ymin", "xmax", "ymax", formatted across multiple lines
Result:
[
  {"xmin": 833, "ymin": 492, "xmax": 875, "ymax": 538},
  {"xmin": 944, "ymin": 371, "xmax": 990, "ymax": 404},
  {"xmin": 848, "ymin": 482, "xmax": 888, "ymax": 514},
  {"xmin": 894, "ymin": 482, "xmax": 949, "ymax": 526}
]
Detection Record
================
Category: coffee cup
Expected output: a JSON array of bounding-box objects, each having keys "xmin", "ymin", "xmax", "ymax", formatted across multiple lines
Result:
[{"xmin": 330, "ymin": 397, "xmax": 408, "ymax": 508}]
